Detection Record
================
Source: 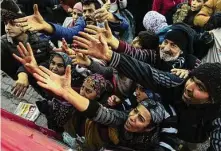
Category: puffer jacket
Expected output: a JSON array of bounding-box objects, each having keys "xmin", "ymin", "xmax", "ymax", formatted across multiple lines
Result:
[{"xmin": 194, "ymin": 0, "xmax": 221, "ymax": 27}]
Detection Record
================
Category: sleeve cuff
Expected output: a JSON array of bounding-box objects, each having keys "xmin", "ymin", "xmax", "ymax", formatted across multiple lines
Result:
[
  {"xmin": 80, "ymin": 100, "xmax": 100, "ymax": 118},
  {"xmin": 109, "ymin": 52, "xmax": 121, "ymax": 68},
  {"xmin": 115, "ymin": 40, "xmax": 126, "ymax": 53}
]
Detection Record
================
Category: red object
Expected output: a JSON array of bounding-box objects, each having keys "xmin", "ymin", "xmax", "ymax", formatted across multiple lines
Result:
[
  {"xmin": 1, "ymin": 109, "xmax": 70, "ymax": 151},
  {"xmin": 152, "ymin": 0, "xmax": 182, "ymax": 15}
]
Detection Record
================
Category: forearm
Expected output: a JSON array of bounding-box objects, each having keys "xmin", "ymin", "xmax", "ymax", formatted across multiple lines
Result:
[
  {"xmin": 88, "ymin": 59, "xmax": 114, "ymax": 79},
  {"xmin": 63, "ymin": 87, "xmax": 90, "ymax": 112},
  {"xmin": 113, "ymin": 41, "xmax": 155, "ymax": 64},
  {"xmin": 108, "ymin": 52, "xmax": 183, "ymax": 89}
]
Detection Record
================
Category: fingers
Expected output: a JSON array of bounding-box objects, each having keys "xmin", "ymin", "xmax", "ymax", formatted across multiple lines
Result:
[
  {"xmin": 73, "ymin": 35, "xmax": 90, "ymax": 45},
  {"xmin": 73, "ymin": 48, "xmax": 90, "ymax": 56},
  {"xmin": 26, "ymin": 43, "xmax": 34, "ymax": 56},
  {"xmin": 12, "ymin": 54, "xmax": 25, "ymax": 64},
  {"xmin": 17, "ymin": 43, "xmax": 25, "ymax": 58},
  {"xmin": 99, "ymin": 34, "xmax": 107, "ymax": 46},
  {"xmin": 73, "ymin": 39, "xmax": 89, "ymax": 49},
  {"xmin": 14, "ymin": 17, "xmax": 28, "ymax": 23},
  {"xmin": 18, "ymin": 42, "xmax": 29, "ymax": 56},
  {"xmin": 53, "ymin": 47, "xmax": 63, "ymax": 52},
  {"xmin": 84, "ymin": 28, "xmax": 98, "ymax": 35},
  {"xmin": 86, "ymin": 25, "xmax": 101, "ymax": 32},
  {"xmin": 36, "ymin": 81, "xmax": 49, "ymax": 90},
  {"xmin": 25, "ymin": 64, "xmax": 49, "ymax": 79},
  {"xmin": 65, "ymin": 65, "xmax": 71, "ymax": 79},
  {"xmin": 78, "ymin": 32, "xmax": 97, "ymax": 42},
  {"xmin": 33, "ymin": 4, "xmax": 40, "ymax": 15},
  {"xmin": 11, "ymin": 83, "xmax": 28, "ymax": 98},
  {"xmin": 33, "ymin": 73, "xmax": 48, "ymax": 84},
  {"xmin": 39, "ymin": 66, "xmax": 54, "ymax": 77},
  {"xmin": 104, "ymin": 20, "xmax": 110, "ymax": 31}
]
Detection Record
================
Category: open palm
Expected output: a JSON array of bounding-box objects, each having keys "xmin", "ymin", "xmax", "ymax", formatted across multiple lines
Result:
[
  {"xmin": 73, "ymin": 32, "xmax": 112, "ymax": 61},
  {"xmin": 32, "ymin": 65, "xmax": 72, "ymax": 97},
  {"xmin": 14, "ymin": 4, "xmax": 47, "ymax": 32},
  {"xmin": 13, "ymin": 42, "xmax": 38, "ymax": 73},
  {"xmin": 84, "ymin": 21, "xmax": 113, "ymax": 45}
]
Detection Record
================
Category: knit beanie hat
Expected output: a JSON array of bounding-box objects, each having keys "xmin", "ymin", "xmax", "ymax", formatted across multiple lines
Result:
[
  {"xmin": 140, "ymin": 99, "xmax": 165, "ymax": 125},
  {"xmin": 189, "ymin": 63, "xmax": 221, "ymax": 104},
  {"xmin": 73, "ymin": 2, "xmax": 83, "ymax": 12},
  {"xmin": 164, "ymin": 29, "xmax": 188, "ymax": 53},
  {"xmin": 1, "ymin": 0, "xmax": 26, "ymax": 21}
]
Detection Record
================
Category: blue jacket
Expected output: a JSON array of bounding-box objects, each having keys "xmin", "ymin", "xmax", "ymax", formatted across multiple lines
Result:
[{"xmin": 49, "ymin": 16, "xmax": 86, "ymax": 43}]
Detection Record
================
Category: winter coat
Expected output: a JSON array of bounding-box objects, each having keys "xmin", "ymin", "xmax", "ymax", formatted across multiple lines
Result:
[
  {"xmin": 152, "ymin": 0, "xmax": 182, "ymax": 15},
  {"xmin": 194, "ymin": 0, "xmax": 221, "ymax": 27},
  {"xmin": 1, "ymin": 32, "xmax": 52, "ymax": 79},
  {"xmin": 108, "ymin": 52, "xmax": 221, "ymax": 150}
]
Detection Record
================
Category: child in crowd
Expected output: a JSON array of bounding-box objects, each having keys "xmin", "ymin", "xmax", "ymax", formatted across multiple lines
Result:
[{"xmin": 173, "ymin": 0, "xmax": 206, "ymax": 32}]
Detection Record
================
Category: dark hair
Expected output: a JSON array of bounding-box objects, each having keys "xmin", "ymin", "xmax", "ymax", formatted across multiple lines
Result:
[
  {"xmin": 81, "ymin": 0, "xmax": 101, "ymax": 9},
  {"xmin": 204, "ymin": 12, "xmax": 221, "ymax": 31},
  {"xmin": 138, "ymin": 30, "xmax": 159, "ymax": 50}
]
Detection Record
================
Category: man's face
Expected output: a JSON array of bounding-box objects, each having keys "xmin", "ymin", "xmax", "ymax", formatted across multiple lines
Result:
[
  {"xmin": 124, "ymin": 104, "xmax": 151, "ymax": 132},
  {"xmin": 49, "ymin": 55, "xmax": 65, "ymax": 75},
  {"xmin": 135, "ymin": 85, "xmax": 148, "ymax": 103},
  {"xmin": 83, "ymin": 3, "xmax": 96, "ymax": 25},
  {"xmin": 191, "ymin": 0, "xmax": 204, "ymax": 11},
  {"xmin": 131, "ymin": 37, "xmax": 142, "ymax": 49},
  {"xmin": 182, "ymin": 77, "xmax": 209, "ymax": 104},
  {"xmin": 5, "ymin": 20, "xmax": 23, "ymax": 38},
  {"xmin": 159, "ymin": 39, "xmax": 182, "ymax": 62}
]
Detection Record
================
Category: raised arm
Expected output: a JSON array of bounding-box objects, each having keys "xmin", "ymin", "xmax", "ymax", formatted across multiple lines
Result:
[
  {"xmin": 73, "ymin": 32, "xmax": 184, "ymax": 91},
  {"xmin": 84, "ymin": 23, "xmax": 156, "ymax": 64},
  {"xmin": 27, "ymin": 64, "xmax": 127, "ymax": 127}
]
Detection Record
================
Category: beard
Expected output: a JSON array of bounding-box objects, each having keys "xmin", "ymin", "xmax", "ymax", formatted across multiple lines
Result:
[{"xmin": 160, "ymin": 50, "xmax": 180, "ymax": 62}]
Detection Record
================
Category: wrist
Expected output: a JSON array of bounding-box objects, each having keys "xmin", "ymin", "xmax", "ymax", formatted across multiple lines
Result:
[
  {"xmin": 109, "ymin": 36, "xmax": 119, "ymax": 50},
  {"xmin": 43, "ymin": 22, "xmax": 54, "ymax": 34},
  {"xmin": 18, "ymin": 72, "xmax": 28, "ymax": 80},
  {"xmin": 106, "ymin": 50, "xmax": 113, "ymax": 62},
  {"xmin": 86, "ymin": 58, "xmax": 92, "ymax": 66}
]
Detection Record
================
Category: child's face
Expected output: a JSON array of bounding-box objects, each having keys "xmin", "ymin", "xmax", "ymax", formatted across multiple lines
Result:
[
  {"xmin": 49, "ymin": 55, "xmax": 65, "ymax": 76},
  {"xmin": 191, "ymin": 0, "xmax": 204, "ymax": 11},
  {"xmin": 135, "ymin": 86, "xmax": 148, "ymax": 103},
  {"xmin": 72, "ymin": 8, "xmax": 82, "ymax": 22},
  {"xmin": 5, "ymin": 20, "xmax": 23, "ymax": 38}
]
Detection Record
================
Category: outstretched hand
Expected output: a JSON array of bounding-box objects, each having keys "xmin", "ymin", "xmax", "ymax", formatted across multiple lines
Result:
[
  {"xmin": 84, "ymin": 21, "xmax": 114, "ymax": 45},
  {"xmin": 31, "ymin": 65, "xmax": 72, "ymax": 97},
  {"xmin": 73, "ymin": 32, "xmax": 113, "ymax": 62},
  {"xmin": 14, "ymin": 4, "xmax": 50, "ymax": 32},
  {"xmin": 171, "ymin": 68, "xmax": 189, "ymax": 79},
  {"xmin": 13, "ymin": 42, "xmax": 38, "ymax": 74},
  {"xmin": 71, "ymin": 53, "xmax": 91, "ymax": 67}
]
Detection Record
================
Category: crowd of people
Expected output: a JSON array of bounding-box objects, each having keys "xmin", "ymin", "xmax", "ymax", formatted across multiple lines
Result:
[{"xmin": 1, "ymin": 0, "xmax": 221, "ymax": 150}]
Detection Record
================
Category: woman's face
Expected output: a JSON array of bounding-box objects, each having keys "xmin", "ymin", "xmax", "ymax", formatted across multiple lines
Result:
[
  {"xmin": 72, "ymin": 8, "xmax": 82, "ymax": 22},
  {"xmin": 49, "ymin": 55, "xmax": 65, "ymax": 75},
  {"xmin": 80, "ymin": 80, "xmax": 97, "ymax": 100},
  {"xmin": 191, "ymin": 0, "xmax": 204, "ymax": 11},
  {"xmin": 124, "ymin": 104, "xmax": 151, "ymax": 132}
]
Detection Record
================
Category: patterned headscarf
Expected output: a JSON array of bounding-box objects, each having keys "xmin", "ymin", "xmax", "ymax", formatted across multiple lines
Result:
[
  {"xmin": 84, "ymin": 74, "xmax": 111, "ymax": 98},
  {"xmin": 140, "ymin": 99, "xmax": 165, "ymax": 125},
  {"xmin": 143, "ymin": 11, "xmax": 168, "ymax": 34}
]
